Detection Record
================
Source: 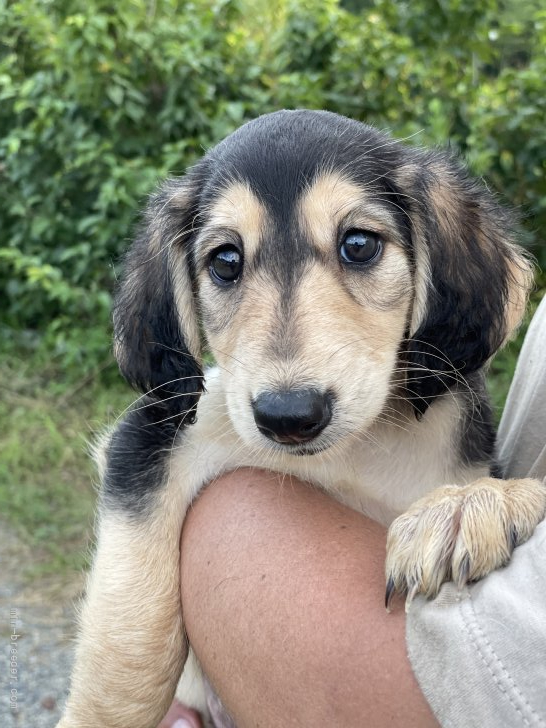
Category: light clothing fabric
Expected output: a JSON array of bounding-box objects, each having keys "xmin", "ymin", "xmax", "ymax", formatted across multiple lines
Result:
[
  {"xmin": 497, "ymin": 296, "xmax": 546, "ymax": 481},
  {"xmin": 407, "ymin": 295, "xmax": 546, "ymax": 728}
]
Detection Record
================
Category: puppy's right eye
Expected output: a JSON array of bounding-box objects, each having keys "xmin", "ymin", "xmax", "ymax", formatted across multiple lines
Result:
[
  {"xmin": 339, "ymin": 229, "xmax": 383, "ymax": 265},
  {"xmin": 209, "ymin": 245, "xmax": 243, "ymax": 285}
]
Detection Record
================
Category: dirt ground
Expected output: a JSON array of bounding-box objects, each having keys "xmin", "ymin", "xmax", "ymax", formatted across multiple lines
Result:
[{"xmin": 0, "ymin": 519, "xmax": 84, "ymax": 726}]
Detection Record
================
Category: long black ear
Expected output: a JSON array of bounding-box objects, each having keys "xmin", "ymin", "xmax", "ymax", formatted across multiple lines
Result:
[
  {"xmin": 113, "ymin": 165, "xmax": 207, "ymax": 425},
  {"xmin": 394, "ymin": 150, "xmax": 532, "ymax": 416}
]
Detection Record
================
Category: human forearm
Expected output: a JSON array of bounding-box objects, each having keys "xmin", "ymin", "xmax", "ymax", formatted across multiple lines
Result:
[{"xmin": 180, "ymin": 468, "xmax": 437, "ymax": 727}]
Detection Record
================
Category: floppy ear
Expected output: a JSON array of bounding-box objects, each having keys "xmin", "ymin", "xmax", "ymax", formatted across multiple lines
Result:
[
  {"xmin": 113, "ymin": 165, "xmax": 207, "ymax": 424},
  {"xmin": 394, "ymin": 151, "xmax": 533, "ymax": 417}
]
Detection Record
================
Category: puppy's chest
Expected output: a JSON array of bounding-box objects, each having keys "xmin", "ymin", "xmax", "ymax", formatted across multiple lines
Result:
[
  {"xmin": 267, "ymin": 431, "xmax": 483, "ymax": 525},
  {"xmin": 177, "ymin": 382, "xmax": 487, "ymax": 527}
]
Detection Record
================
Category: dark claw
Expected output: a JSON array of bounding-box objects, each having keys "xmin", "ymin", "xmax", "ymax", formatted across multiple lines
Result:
[
  {"xmin": 385, "ymin": 577, "xmax": 396, "ymax": 611},
  {"xmin": 509, "ymin": 525, "xmax": 519, "ymax": 551}
]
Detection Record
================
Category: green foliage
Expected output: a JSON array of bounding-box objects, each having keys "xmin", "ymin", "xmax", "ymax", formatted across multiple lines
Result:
[
  {"xmin": 0, "ymin": 347, "xmax": 132, "ymax": 574},
  {"xmin": 1, "ymin": 0, "xmax": 545, "ymax": 374},
  {"xmin": 2, "ymin": 0, "xmax": 544, "ymax": 576}
]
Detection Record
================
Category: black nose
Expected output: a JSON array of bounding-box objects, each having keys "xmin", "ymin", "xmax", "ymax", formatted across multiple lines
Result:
[{"xmin": 252, "ymin": 389, "xmax": 333, "ymax": 444}]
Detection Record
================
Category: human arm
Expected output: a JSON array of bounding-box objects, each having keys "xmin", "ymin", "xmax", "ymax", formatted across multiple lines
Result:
[{"xmin": 180, "ymin": 468, "xmax": 437, "ymax": 728}]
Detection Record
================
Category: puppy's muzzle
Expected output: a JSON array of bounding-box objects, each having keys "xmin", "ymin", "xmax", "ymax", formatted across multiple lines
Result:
[{"xmin": 252, "ymin": 389, "xmax": 333, "ymax": 444}]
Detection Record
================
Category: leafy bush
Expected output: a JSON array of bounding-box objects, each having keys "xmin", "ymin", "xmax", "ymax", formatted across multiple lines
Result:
[{"xmin": 1, "ymin": 0, "xmax": 544, "ymax": 373}]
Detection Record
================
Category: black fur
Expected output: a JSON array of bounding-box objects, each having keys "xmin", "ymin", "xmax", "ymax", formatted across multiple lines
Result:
[
  {"xmin": 108, "ymin": 171, "xmax": 207, "ymax": 511},
  {"xmin": 202, "ymin": 111, "xmax": 413, "ymax": 287},
  {"xmin": 198, "ymin": 111, "xmax": 521, "ymax": 418},
  {"xmin": 106, "ymin": 109, "xmax": 524, "ymax": 510},
  {"xmin": 101, "ymin": 400, "xmax": 190, "ymax": 513},
  {"xmin": 397, "ymin": 154, "xmax": 519, "ymax": 416},
  {"xmin": 457, "ymin": 371, "xmax": 497, "ymax": 472},
  {"xmin": 113, "ymin": 171, "xmax": 206, "ymax": 420}
]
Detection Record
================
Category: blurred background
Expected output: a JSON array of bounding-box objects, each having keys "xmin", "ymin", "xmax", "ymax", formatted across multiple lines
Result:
[{"xmin": 0, "ymin": 0, "xmax": 545, "ymax": 723}]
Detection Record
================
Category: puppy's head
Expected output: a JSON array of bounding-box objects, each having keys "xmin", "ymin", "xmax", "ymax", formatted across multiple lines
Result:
[{"xmin": 114, "ymin": 110, "xmax": 531, "ymax": 450}]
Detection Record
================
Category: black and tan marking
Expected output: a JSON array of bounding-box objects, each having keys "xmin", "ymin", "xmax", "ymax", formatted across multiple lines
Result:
[
  {"xmin": 58, "ymin": 110, "xmax": 544, "ymax": 728},
  {"xmin": 106, "ymin": 109, "xmax": 531, "ymax": 512}
]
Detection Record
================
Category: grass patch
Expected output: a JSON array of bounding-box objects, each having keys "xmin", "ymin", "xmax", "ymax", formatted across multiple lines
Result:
[
  {"xmin": 0, "ymin": 347, "xmax": 131, "ymax": 578},
  {"xmin": 488, "ymin": 342, "xmax": 521, "ymax": 424}
]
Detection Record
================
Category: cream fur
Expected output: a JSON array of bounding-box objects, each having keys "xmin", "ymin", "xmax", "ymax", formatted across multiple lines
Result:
[
  {"xmin": 61, "ymin": 371, "xmax": 546, "ymax": 726},
  {"xmin": 59, "ymin": 160, "xmax": 544, "ymax": 727}
]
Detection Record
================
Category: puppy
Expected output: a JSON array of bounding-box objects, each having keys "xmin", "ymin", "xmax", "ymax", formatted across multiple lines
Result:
[{"xmin": 58, "ymin": 110, "xmax": 546, "ymax": 727}]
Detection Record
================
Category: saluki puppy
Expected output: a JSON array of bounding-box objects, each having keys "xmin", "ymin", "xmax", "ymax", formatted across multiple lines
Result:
[{"xmin": 58, "ymin": 110, "xmax": 546, "ymax": 727}]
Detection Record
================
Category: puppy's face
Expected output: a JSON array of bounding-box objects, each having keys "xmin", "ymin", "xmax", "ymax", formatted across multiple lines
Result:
[
  {"xmin": 115, "ymin": 110, "xmax": 531, "ymax": 452},
  {"xmin": 195, "ymin": 171, "xmax": 413, "ymax": 453}
]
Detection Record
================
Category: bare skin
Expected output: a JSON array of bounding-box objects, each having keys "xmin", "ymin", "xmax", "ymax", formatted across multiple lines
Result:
[
  {"xmin": 158, "ymin": 702, "xmax": 202, "ymax": 728},
  {"xmin": 178, "ymin": 468, "xmax": 437, "ymax": 728}
]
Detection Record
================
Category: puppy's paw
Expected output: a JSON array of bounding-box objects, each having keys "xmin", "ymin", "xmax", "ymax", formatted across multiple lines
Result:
[{"xmin": 385, "ymin": 477, "xmax": 546, "ymax": 610}]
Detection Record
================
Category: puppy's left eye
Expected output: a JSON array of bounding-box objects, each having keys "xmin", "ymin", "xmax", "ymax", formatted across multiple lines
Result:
[
  {"xmin": 209, "ymin": 245, "xmax": 243, "ymax": 285},
  {"xmin": 340, "ymin": 229, "xmax": 383, "ymax": 265}
]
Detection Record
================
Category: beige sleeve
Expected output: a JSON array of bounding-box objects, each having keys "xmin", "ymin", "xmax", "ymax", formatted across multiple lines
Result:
[
  {"xmin": 497, "ymin": 294, "xmax": 546, "ymax": 480},
  {"xmin": 406, "ymin": 295, "xmax": 546, "ymax": 728}
]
